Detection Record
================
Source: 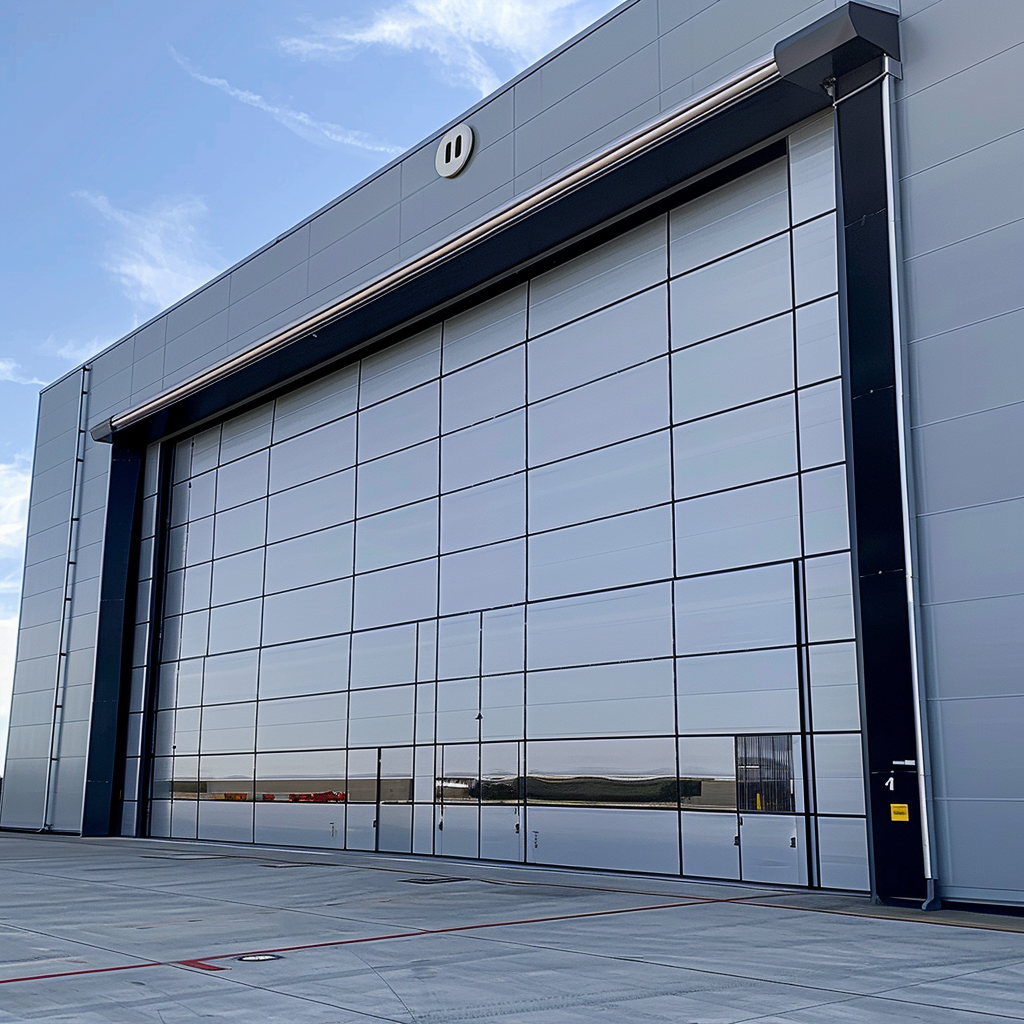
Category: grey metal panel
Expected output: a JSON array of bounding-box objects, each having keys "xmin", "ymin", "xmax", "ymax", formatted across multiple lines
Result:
[
  {"xmin": 166, "ymin": 276, "xmax": 230, "ymax": 341},
  {"xmin": 309, "ymin": 166, "xmax": 401, "ymax": 257},
  {"xmin": 49, "ymin": 755, "xmax": 87, "ymax": 832},
  {"xmin": 514, "ymin": 98, "xmax": 663, "ymax": 195},
  {"xmin": 912, "ymin": 403, "xmax": 1024, "ymax": 514},
  {"xmin": 930, "ymin": 696, "xmax": 1024, "ymax": 801},
  {"xmin": 917, "ymin": 498, "xmax": 1024, "ymax": 605},
  {"xmin": 24, "ymin": 523, "xmax": 69, "ymax": 568},
  {"xmin": 308, "ymin": 205, "xmax": 401, "ymax": 296},
  {"xmin": 899, "ymin": 0, "xmax": 1024, "ymax": 98},
  {"xmin": 514, "ymin": 0, "xmax": 657, "ymax": 125},
  {"xmin": 934, "ymin": 798, "xmax": 1024, "ymax": 899},
  {"xmin": 922, "ymin": 595, "xmax": 1024, "ymax": 700},
  {"xmin": 89, "ymin": 338, "xmax": 134, "ymax": 382},
  {"xmin": 88, "ymin": 368, "xmax": 133, "ymax": 420},
  {"xmin": 903, "ymin": 218, "xmax": 1024, "ymax": 343},
  {"xmin": 18, "ymin": 589, "xmax": 62, "ymax": 630},
  {"xmin": 513, "ymin": 43, "xmax": 661, "ymax": 177},
  {"xmin": 227, "ymin": 262, "xmax": 309, "ymax": 341},
  {"xmin": 909, "ymin": 309, "xmax": 1024, "ymax": 427},
  {"xmin": 162, "ymin": 310, "xmax": 230, "ymax": 377},
  {"xmin": 398, "ymin": 184, "xmax": 518, "ymax": 262},
  {"xmin": 0, "ymin": 758, "xmax": 48, "ymax": 828},
  {"xmin": 896, "ymin": 43, "xmax": 1024, "ymax": 176},
  {"xmin": 132, "ymin": 316, "xmax": 167, "ymax": 359},
  {"xmin": 657, "ymin": 0, "xmax": 718, "ymax": 35},
  {"xmin": 229, "ymin": 224, "xmax": 310, "ymax": 303},
  {"xmin": 901, "ymin": 130, "xmax": 1024, "ymax": 260},
  {"xmin": 20, "ymin": 555, "xmax": 65, "ymax": 598}
]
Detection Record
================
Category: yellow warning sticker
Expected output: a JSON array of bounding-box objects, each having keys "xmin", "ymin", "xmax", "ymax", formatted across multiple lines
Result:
[{"xmin": 890, "ymin": 803, "xmax": 909, "ymax": 822}]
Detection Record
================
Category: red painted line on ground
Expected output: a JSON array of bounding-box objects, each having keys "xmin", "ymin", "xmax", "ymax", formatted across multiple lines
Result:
[
  {"xmin": 0, "ymin": 962, "xmax": 153, "ymax": 985},
  {"xmin": 178, "ymin": 959, "xmax": 229, "ymax": 971},
  {"xmin": 0, "ymin": 897, "xmax": 712, "ymax": 986}
]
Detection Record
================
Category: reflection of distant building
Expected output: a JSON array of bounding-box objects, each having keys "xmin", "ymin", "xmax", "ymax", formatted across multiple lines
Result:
[{"xmin": 3, "ymin": 2, "xmax": 1021, "ymax": 911}]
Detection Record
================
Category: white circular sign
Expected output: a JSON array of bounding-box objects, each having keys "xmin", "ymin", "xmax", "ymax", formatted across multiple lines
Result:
[{"xmin": 435, "ymin": 124, "xmax": 474, "ymax": 178}]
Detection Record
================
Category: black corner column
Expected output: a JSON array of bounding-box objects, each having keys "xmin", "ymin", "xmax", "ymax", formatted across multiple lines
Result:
[
  {"xmin": 834, "ymin": 75, "xmax": 925, "ymax": 902},
  {"xmin": 777, "ymin": 3, "xmax": 925, "ymax": 901},
  {"xmin": 82, "ymin": 441, "xmax": 144, "ymax": 836}
]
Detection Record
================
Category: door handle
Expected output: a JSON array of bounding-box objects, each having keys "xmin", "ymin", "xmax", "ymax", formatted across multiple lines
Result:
[
  {"xmin": 790, "ymin": 837, "xmax": 797, "ymax": 848},
  {"xmin": 733, "ymin": 835, "xmax": 740, "ymax": 847}
]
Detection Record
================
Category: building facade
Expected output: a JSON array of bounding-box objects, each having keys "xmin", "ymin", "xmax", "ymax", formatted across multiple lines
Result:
[{"xmin": 3, "ymin": 0, "xmax": 1022, "ymax": 909}]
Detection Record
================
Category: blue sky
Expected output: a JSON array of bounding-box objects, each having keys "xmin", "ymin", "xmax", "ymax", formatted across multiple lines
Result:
[{"xmin": 0, "ymin": 0, "xmax": 619, "ymax": 764}]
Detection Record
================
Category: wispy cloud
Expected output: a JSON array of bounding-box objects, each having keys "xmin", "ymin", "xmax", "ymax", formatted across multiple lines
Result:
[
  {"xmin": 74, "ymin": 191, "xmax": 223, "ymax": 311},
  {"xmin": 280, "ymin": 0, "xmax": 610, "ymax": 97},
  {"xmin": 170, "ymin": 47, "xmax": 403, "ymax": 156},
  {"xmin": 0, "ymin": 359, "xmax": 45, "ymax": 387},
  {"xmin": 0, "ymin": 458, "xmax": 31, "ymax": 564},
  {"xmin": 0, "ymin": 457, "xmax": 32, "ymax": 767}
]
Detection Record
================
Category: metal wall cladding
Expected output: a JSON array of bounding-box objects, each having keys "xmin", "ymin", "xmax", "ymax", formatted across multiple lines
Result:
[{"xmin": 897, "ymin": 0, "xmax": 1024, "ymax": 905}]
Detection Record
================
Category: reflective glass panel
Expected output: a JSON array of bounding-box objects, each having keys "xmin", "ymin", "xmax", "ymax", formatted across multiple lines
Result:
[
  {"xmin": 260, "ymin": 635, "xmax": 350, "ymax": 699},
  {"xmin": 804, "ymin": 554, "xmax": 855, "ymax": 641},
  {"xmin": 215, "ymin": 451, "xmax": 269, "ymax": 512},
  {"xmin": 208, "ymin": 599, "xmax": 262, "ymax": 655},
  {"xmin": 357, "ymin": 381, "xmax": 439, "ymax": 462},
  {"xmin": 674, "ymin": 476, "xmax": 801, "ymax": 575},
  {"xmin": 674, "ymin": 563, "xmax": 795, "ymax": 655},
  {"xmin": 441, "ymin": 346, "xmax": 524, "ymax": 433},
  {"xmin": 213, "ymin": 501, "xmax": 266, "ymax": 558},
  {"xmin": 256, "ymin": 692, "xmax": 349, "ymax": 752},
  {"xmin": 440, "ymin": 410, "xmax": 524, "ymax": 493},
  {"xmin": 671, "ymin": 235, "xmax": 791, "ymax": 347},
  {"xmin": 796, "ymin": 296, "xmax": 840, "ymax": 387},
  {"xmin": 269, "ymin": 416, "xmax": 356, "ymax": 493},
  {"xmin": 529, "ymin": 218, "xmax": 667, "ymax": 336},
  {"xmin": 211, "ymin": 549, "xmax": 264, "ymax": 607},
  {"xmin": 528, "ymin": 286, "xmax": 668, "ymax": 402},
  {"xmin": 809, "ymin": 642, "xmax": 860, "ymax": 732},
  {"xmin": 203, "ymin": 650, "xmax": 259, "ymax": 704},
  {"xmin": 350, "ymin": 624, "xmax": 417, "ymax": 689},
  {"xmin": 441, "ymin": 475, "xmax": 525, "ymax": 552},
  {"xmin": 526, "ymin": 737, "xmax": 677, "ymax": 806},
  {"xmin": 356, "ymin": 499, "xmax": 438, "ymax": 573},
  {"xmin": 678, "ymin": 736, "xmax": 737, "ymax": 810},
  {"xmin": 348, "ymin": 684, "xmax": 415, "ymax": 746},
  {"xmin": 437, "ymin": 614, "xmax": 480, "ymax": 680},
  {"xmin": 267, "ymin": 470, "xmax": 355, "ymax": 543},
  {"xmin": 527, "ymin": 659, "xmax": 674, "ymax": 738},
  {"xmin": 527, "ymin": 583, "xmax": 673, "ymax": 670},
  {"xmin": 356, "ymin": 442, "xmax": 437, "ymax": 518},
  {"xmin": 528, "ymin": 359, "xmax": 669, "ymax": 466},
  {"xmin": 529, "ymin": 506, "xmax": 673, "ymax": 600},
  {"xmin": 801, "ymin": 464, "xmax": 850, "ymax": 555},
  {"xmin": 439, "ymin": 540, "xmax": 525, "ymax": 616},
  {"xmin": 528, "ymin": 431, "xmax": 671, "ymax": 533},
  {"xmin": 673, "ymin": 396, "xmax": 797, "ymax": 498},
  {"xmin": 798, "ymin": 380, "xmax": 845, "ymax": 469},
  {"xmin": 264, "ymin": 523, "xmax": 353, "ymax": 594},
  {"xmin": 676, "ymin": 648, "xmax": 800, "ymax": 733},
  {"xmin": 670, "ymin": 156, "xmax": 788, "ymax": 274},
  {"xmin": 672, "ymin": 314, "xmax": 793, "ymax": 420},
  {"xmin": 443, "ymin": 285, "xmax": 527, "ymax": 372},
  {"xmin": 359, "ymin": 326, "xmax": 440, "ymax": 407},
  {"xmin": 273, "ymin": 364, "xmax": 358, "ymax": 442},
  {"xmin": 814, "ymin": 733, "xmax": 866, "ymax": 815},
  {"xmin": 262, "ymin": 580, "xmax": 352, "ymax": 645},
  {"xmin": 200, "ymin": 702, "xmax": 256, "ymax": 755},
  {"xmin": 793, "ymin": 214, "xmax": 838, "ymax": 305},
  {"xmin": 353, "ymin": 559, "xmax": 437, "ymax": 629}
]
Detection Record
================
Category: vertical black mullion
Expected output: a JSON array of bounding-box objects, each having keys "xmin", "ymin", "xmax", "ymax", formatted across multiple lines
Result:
[
  {"xmin": 82, "ymin": 440, "xmax": 145, "ymax": 835},
  {"xmin": 137, "ymin": 441, "xmax": 175, "ymax": 837},
  {"xmin": 834, "ymin": 78, "xmax": 924, "ymax": 902}
]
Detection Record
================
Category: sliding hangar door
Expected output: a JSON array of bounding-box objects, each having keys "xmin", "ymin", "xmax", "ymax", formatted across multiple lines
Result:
[{"xmin": 132, "ymin": 116, "xmax": 870, "ymax": 890}]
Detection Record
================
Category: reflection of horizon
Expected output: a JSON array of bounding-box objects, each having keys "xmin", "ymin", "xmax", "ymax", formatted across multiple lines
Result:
[{"xmin": 163, "ymin": 773, "xmax": 737, "ymax": 809}]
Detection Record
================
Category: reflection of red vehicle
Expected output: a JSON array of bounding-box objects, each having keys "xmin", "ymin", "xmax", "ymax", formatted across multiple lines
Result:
[{"xmin": 286, "ymin": 791, "xmax": 346, "ymax": 803}]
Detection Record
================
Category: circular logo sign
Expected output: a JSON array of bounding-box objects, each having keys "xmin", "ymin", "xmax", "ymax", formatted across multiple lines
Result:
[{"xmin": 435, "ymin": 124, "xmax": 474, "ymax": 178}]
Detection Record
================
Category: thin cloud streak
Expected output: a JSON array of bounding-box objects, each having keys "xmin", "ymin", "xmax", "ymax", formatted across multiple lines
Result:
[
  {"xmin": 75, "ymin": 191, "xmax": 223, "ymax": 311},
  {"xmin": 170, "ymin": 47, "xmax": 404, "ymax": 156},
  {"xmin": 0, "ymin": 360, "xmax": 45, "ymax": 387},
  {"xmin": 281, "ymin": 0, "xmax": 610, "ymax": 97}
]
